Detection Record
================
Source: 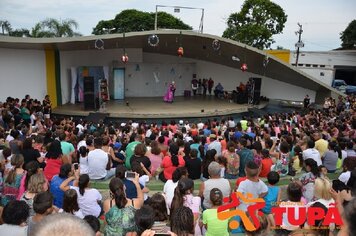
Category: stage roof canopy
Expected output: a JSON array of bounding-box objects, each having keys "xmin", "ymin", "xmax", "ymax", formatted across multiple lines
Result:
[{"xmin": 0, "ymin": 30, "xmax": 341, "ymax": 97}]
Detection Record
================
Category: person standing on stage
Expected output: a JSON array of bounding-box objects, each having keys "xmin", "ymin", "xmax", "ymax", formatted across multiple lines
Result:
[
  {"xmin": 43, "ymin": 95, "xmax": 52, "ymax": 127},
  {"xmin": 191, "ymin": 78, "xmax": 198, "ymax": 96},
  {"xmin": 208, "ymin": 78, "xmax": 214, "ymax": 95},
  {"xmin": 303, "ymin": 94, "xmax": 310, "ymax": 108},
  {"xmin": 163, "ymin": 81, "xmax": 176, "ymax": 103},
  {"xmin": 202, "ymin": 79, "xmax": 207, "ymax": 96}
]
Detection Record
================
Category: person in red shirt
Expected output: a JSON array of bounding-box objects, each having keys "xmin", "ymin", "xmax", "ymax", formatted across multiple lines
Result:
[
  {"xmin": 159, "ymin": 143, "xmax": 185, "ymax": 182},
  {"xmin": 259, "ymin": 149, "xmax": 273, "ymax": 178},
  {"xmin": 44, "ymin": 140, "xmax": 69, "ymax": 182}
]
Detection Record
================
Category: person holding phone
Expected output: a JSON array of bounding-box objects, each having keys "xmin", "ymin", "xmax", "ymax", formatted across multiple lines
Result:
[{"xmin": 103, "ymin": 173, "xmax": 144, "ymax": 236}]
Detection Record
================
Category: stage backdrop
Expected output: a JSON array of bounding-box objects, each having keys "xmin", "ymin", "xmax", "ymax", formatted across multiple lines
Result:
[
  {"xmin": 124, "ymin": 62, "xmax": 196, "ymax": 97},
  {"xmin": 70, "ymin": 66, "xmax": 106, "ymax": 103}
]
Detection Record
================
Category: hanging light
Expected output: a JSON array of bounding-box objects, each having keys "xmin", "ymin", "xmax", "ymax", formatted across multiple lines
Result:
[
  {"xmin": 212, "ymin": 39, "xmax": 220, "ymax": 51},
  {"xmin": 177, "ymin": 46, "xmax": 184, "ymax": 57},
  {"xmin": 148, "ymin": 34, "xmax": 159, "ymax": 47},
  {"xmin": 121, "ymin": 54, "xmax": 129, "ymax": 63},
  {"xmin": 241, "ymin": 63, "xmax": 248, "ymax": 72},
  {"xmin": 94, "ymin": 39, "xmax": 104, "ymax": 50}
]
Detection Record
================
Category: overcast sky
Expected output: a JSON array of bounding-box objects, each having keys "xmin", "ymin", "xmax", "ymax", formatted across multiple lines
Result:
[{"xmin": 1, "ymin": 0, "xmax": 355, "ymax": 51}]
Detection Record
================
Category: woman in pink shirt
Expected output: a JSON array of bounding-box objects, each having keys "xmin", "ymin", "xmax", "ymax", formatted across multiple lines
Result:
[
  {"xmin": 147, "ymin": 141, "xmax": 163, "ymax": 176},
  {"xmin": 171, "ymin": 177, "xmax": 201, "ymax": 235}
]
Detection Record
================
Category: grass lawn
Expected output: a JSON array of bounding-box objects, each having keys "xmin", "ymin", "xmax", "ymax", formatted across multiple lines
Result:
[{"xmin": 91, "ymin": 172, "xmax": 340, "ymax": 192}]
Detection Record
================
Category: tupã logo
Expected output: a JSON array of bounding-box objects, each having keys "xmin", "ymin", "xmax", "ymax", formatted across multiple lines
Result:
[{"xmin": 217, "ymin": 192, "xmax": 266, "ymax": 231}]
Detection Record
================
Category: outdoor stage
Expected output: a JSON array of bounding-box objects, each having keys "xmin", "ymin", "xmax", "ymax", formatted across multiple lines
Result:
[{"xmin": 52, "ymin": 96, "xmax": 268, "ymax": 119}]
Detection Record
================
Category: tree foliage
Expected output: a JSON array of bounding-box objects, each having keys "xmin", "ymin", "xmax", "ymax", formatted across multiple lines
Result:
[
  {"xmin": 92, "ymin": 9, "xmax": 192, "ymax": 35},
  {"xmin": 0, "ymin": 20, "xmax": 12, "ymax": 35},
  {"xmin": 222, "ymin": 0, "xmax": 287, "ymax": 49},
  {"xmin": 340, "ymin": 19, "xmax": 356, "ymax": 49},
  {"xmin": 31, "ymin": 18, "xmax": 81, "ymax": 38},
  {"xmin": 1, "ymin": 18, "xmax": 81, "ymax": 37},
  {"xmin": 10, "ymin": 28, "xmax": 31, "ymax": 37}
]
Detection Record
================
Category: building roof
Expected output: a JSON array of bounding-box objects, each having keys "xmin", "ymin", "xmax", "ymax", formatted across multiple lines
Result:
[{"xmin": 0, "ymin": 30, "xmax": 341, "ymax": 94}]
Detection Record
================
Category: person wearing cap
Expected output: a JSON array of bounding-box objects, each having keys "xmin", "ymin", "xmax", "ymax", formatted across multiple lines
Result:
[{"xmin": 207, "ymin": 133, "xmax": 221, "ymax": 156}]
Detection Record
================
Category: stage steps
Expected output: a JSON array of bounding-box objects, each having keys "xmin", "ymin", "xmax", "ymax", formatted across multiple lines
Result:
[{"xmin": 86, "ymin": 112, "xmax": 109, "ymax": 123}]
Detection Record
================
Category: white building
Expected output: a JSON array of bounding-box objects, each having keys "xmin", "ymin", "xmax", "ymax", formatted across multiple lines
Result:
[{"xmin": 289, "ymin": 50, "xmax": 356, "ymax": 87}]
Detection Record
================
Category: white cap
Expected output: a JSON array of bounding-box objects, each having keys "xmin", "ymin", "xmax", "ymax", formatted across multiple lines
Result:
[{"xmin": 179, "ymin": 120, "xmax": 184, "ymax": 125}]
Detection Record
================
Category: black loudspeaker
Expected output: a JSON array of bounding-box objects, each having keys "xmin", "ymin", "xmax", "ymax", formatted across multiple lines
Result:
[
  {"xmin": 84, "ymin": 77, "xmax": 95, "ymax": 110},
  {"xmin": 251, "ymin": 77, "xmax": 262, "ymax": 105}
]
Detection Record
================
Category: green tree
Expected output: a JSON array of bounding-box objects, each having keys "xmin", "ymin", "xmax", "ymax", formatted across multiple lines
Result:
[
  {"xmin": 31, "ymin": 18, "xmax": 82, "ymax": 38},
  {"xmin": 92, "ymin": 9, "xmax": 192, "ymax": 35},
  {"xmin": 340, "ymin": 19, "xmax": 356, "ymax": 49},
  {"xmin": 222, "ymin": 0, "xmax": 287, "ymax": 49},
  {"xmin": 9, "ymin": 28, "xmax": 31, "ymax": 37},
  {"xmin": 0, "ymin": 20, "xmax": 12, "ymax": 35}
]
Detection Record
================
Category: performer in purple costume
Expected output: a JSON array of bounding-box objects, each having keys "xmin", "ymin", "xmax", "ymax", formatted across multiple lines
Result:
[{"xmin": 163, "ymin": 81, "xmax": 176, "ymax": 103}]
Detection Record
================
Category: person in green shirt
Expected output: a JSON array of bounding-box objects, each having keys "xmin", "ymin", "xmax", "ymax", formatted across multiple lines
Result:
[
  {"xmin": 240, "ymin": 116, "xmax": 248, "ymax": 131},
  {"xmin": 59, "ymin": 133, "xmax": 75, "ymax": 163},
  {"xmin": 202, "ymin": 188, "xmax": 229, "ymax": 236},
  {"xmin": 125, "ymin": 134, "xmax": 142, "ymax": 170},
  {"xmin": 20, "ymin": 99, "xmax": 31, "ymax": 123}
]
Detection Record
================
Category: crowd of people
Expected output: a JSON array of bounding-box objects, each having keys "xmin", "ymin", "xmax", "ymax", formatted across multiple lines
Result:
[{"xmin": 0, "ymin": 93, "xmax": 355, "ymax": 236}]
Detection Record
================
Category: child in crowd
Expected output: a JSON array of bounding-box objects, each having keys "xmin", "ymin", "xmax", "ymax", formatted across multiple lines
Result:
[
  {"xmin": 272, "ymin": 141, "xmax": 289, "ymax": 177},
  {"xmin": 298, "ymin": 158, "xmax": 320, "ymax": 203},
  {"xmin": 185, "ymin": 149, "xmax": 202, "ymax": 180},
  {"xmin": 202, "ymin": 188, "xmax": 229, "ymax": 236},
  {"xmin": 163, "ymin": 167, "xmax": 187, "ymax": 209},
  {"xmin": 338, "ymin": 157, "xmax": 353, "ymax": 185},
  {"xmin": 1, "ymin": 154, "xmax": 25, "ymax": 205},
  {"xmin": 278, "ymin": 182, "xmax": 304, "ymax": 234},
  {"xmin": 78, "ymin": 146, "xmax": 89, "ymax": 174},
  {"xmin": 170, "ymin": 206, "xmax": 195, "ymax": 236},
  {"xmin": 262, "ymin": 171, "xmax": 281, "ymax": 227},
  {"xmin": 223, "ymin": 141, "xmax": 239, "ymax": 179},
  {"xmin": 291, "ymin": 145, "xmax": 303, "ymax": 174},
  {"xmin": 318, "ymin": 165, "xmax": 328, "ymax": 179},
  {"xmin": 132, "ymin": 162, "xmax": 151, "ymax": 203},
  {"xmin": 134, "ymin": 205, "xmax": 155, "ymax": 235},
  {"xmin": 28, "ymin": 191, "xmax": 55, "ymax": 235},
  {"xmin": 2, "ymin": 148, "xmax": 12, "ymax": 173},
  {"xmin": 83, "ymin": 215, "xmax": 101, "ymax": 236},
  {"xmin": 259, "ymin": 149, "xmax": 272, "ymax": 177},
  {"xmin": 217, "ymin": 156, "xmax": 227, "ymax": 178},
  {"xmin": 234, "ymin": 161, "xmax": 268, "ymax": 233},
  {"xmin": 244, "ymin": 214, "xmax": 270, "ymax": 236},
  {"xmin": 59, "ymin": 189, "xmax": 84, "ymax": 218},
  {"xmin": 171, "ymin": 177, "xmax": 201, "ymax": 236}
]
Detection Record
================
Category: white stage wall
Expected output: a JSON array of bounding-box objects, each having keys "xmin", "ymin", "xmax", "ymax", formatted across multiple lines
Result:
[
  {"xmin": 0, "ymin": 48, "xmax": 46, "ymax": 101},
  {"xmin": 59, "ymin": 51, "xmax": 316, "ymax": 103}
]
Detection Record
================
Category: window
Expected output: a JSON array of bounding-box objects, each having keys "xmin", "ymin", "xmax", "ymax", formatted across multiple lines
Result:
[
  {"xmin": 312, "ymin": 64, "xmax": 318, "ymax": 67},
  {"xmin": 320, "ymin": 65, "xmax": 325, "ymax": 68},
  {"xmin": 298, "ymin": 64, "xmax": 304, "ymax": 67},
  {"xmin": 306, "ymin": 64, "xmax": 311, "ymax": 67}
]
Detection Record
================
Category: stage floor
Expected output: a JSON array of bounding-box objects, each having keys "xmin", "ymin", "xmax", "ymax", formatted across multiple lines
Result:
[{"xmin": 53, "ymin": 96, "xmax": 267, "ymax": 119}]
